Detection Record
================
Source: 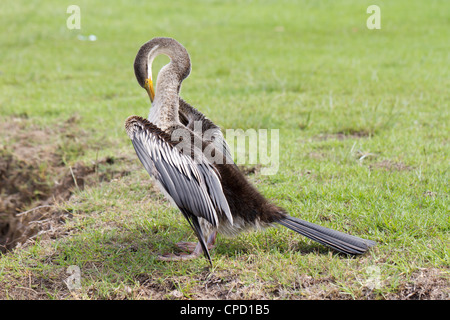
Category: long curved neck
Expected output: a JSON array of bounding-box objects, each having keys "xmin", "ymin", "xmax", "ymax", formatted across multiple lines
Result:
[
  {"xmin": 149, "ymin": 62, "xmax": 181, "ymax": 130},
  {"xmin": 137, "ymin": 39, "xmax": 190, "ymax": 131}
]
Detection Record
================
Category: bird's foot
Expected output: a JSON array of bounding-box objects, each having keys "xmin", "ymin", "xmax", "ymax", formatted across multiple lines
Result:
[
  {"xmin": 158, "ymin": 241, "xmax": 204, "ymax": 261},
  {"xmin": 157, "ymin": 251, "xmax": 202, "ymax": 261},
  {"xmin": 157, "ymin": 232, "xmax": 217, "ymax": 262}
]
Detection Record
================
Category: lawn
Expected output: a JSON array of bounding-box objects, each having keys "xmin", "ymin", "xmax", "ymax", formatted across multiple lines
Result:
[{"xmin": 0, "ymin": 0, "xmax": 448, "ymax": 300}]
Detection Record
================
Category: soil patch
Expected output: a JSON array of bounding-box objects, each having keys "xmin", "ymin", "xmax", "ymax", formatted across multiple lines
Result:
[
  {"xmin": 369, "ymin": 159, "xmax": 413, "ymax": 172},
  {"xmin": 0, "ymin": 116, "xmax": 128, "ymax": 253},
  {"xmin": 314, "ymin": 129, "xmax": 371, "ymax": 141},
  {"xmin": 387, "ymin": 268, "xmax": 449, "ymax": 300}
]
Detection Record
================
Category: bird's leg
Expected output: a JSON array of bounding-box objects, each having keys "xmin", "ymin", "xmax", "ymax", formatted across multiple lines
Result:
[
  {"xmin": 175, "ymin": 231, "xmax": 217, "ymax": 253},
  {"xmin": 157, "ymin": 231, "xmax": 217, "ymax": 261},
  {"xmin": 206, "ymin": 230, "xmax": 217, "ymax": 249}
]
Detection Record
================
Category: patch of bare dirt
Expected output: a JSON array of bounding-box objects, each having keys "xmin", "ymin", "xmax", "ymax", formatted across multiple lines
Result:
[
  {"xmin": 0, "ymin": 115, "xmax": 128, "ymax": 253},
  {"xmin": 314, "ymin": 129, "xmax": 372, "ymax": 141},
  {"xmin": 123, "ymin": 268, "xmax": 448, "ymax": 300},
  {"xmin": 307, "ymin": 152, "xmax": 327, "ymax": 160},
  {"xmin": 423, "ymin": 191, "xmax": 437, "ymax": 198},
  {"xmin": 3, "ymin": 265, "xmax": 448, "ymax": 300},
  {"xmin": 387, "ymin": 268, "xmax": 449, "ymax": 300},
  {"xmin": 369, "ymin": 159, "xmax": 413, "ymax": 172}
]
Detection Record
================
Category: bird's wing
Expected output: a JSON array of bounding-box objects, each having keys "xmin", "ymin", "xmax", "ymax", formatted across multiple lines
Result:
[
  {"xmin": 179, "ymin": 98, "xmax": 235, "ymax": 165},
  {"xmin": 125, "ymin": 116, "xmax": 233, "ymax": 228}
]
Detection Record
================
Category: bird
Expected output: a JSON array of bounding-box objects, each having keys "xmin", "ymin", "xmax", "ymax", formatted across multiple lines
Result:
[{"xmin": 125, "ymin": 37, "xmax": 376, "ymax": 265}]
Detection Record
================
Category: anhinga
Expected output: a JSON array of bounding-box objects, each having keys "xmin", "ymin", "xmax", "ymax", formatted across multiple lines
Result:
[{"xmin": 125, "ymin": 37, "xmax": 376, "ymax": 265}]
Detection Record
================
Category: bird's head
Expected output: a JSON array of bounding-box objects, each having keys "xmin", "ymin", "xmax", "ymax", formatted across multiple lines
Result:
[{"xmin": 134, "ymin": 37, "xmax": 191, "ymax": 103}]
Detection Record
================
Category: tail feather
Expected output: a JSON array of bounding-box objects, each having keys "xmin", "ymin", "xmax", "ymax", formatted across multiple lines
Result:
[{"xmin": 277, "ymin": 215, "xmax": 376, "ymax": 255}]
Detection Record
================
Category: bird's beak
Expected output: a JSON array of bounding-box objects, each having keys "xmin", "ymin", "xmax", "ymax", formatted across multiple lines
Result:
[{"xmin": 144, "ymin": 78, "xmax": 155, "ymax": 102}]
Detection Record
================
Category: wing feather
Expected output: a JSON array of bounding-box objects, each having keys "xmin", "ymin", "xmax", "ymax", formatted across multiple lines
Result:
[{"xmin": 127, "ymin": 116, "xmax": 232, "ymax": 229}]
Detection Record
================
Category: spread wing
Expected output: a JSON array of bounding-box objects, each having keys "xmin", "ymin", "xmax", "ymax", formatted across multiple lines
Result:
[{"xmin": 125, "ymin": 115, "xmax": 233, "ymax": 233}]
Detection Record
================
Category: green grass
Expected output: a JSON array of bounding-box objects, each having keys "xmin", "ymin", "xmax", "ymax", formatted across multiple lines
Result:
[{"xmin": 0, "ymin": 0, "xmax": 448, "ymax": 300}]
